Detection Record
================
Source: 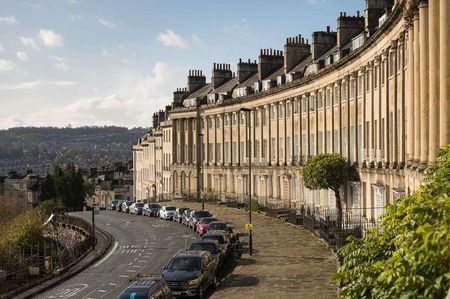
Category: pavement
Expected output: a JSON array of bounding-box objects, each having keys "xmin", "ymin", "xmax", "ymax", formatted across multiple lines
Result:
[
  {"xmin": 32, "ymin": 211, "xmax": 197, "ymax": 299},
  {"xmin": 173, "ymin": 200, "xmax": 338, "ymax": 299}
]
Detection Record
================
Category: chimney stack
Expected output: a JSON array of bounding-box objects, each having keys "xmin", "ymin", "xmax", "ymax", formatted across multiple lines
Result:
[
  {"xmin": 187, "ymin": 69, "xmax": 206, "ymax": 93},
  {"xmin": 311, "ymin": 27, "xmax": 337, "ymax": 61},
  {"xmin": 364, "ymin": 0, "xmax": 394, "ymax": 35},
  {"xmin": 258, "ymin": 48, "xmax": 284, "ymax": 80},
  {"xmin": 211, "ymin": 63, "xmax": 233, "ymax": 89},
  {"xmin": 237, "ymin": 58, "xmax": 258, "ymax": 84},
  {"xmin": 152, "ymin": 112, "xmax": 159, "ymax": 129},
  {"xmin": 284, "ymin": 34, "xmax": 311, "ymax": 74},
  {"xmin": 172, "ymin": 87, "xmax": 187, "ymax": 107},
  {"xmin": 337, "ymin": 11, "xmax": 365, "ymax": 56}
]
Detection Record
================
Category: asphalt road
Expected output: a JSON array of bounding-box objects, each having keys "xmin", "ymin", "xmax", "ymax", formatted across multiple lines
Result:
[{"xmin": 37, "ymin": 210, "xmax": 198, "ymax": 299}]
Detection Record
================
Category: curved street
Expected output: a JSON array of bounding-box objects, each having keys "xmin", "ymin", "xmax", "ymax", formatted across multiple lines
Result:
[{"xmin": 37, "ymin": 211, "xmax": 197, "ymax": 299}]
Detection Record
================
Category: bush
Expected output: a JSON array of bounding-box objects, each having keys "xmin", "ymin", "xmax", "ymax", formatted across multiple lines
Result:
[{"xmin": 334, "ymin": 145, "xmax": 450, "ymax": 298}]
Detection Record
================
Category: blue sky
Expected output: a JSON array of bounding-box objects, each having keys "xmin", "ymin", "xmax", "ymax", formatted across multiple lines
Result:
[{"xmin": 0, "ymin": 0, "xmax": 364, "ymax": 128}]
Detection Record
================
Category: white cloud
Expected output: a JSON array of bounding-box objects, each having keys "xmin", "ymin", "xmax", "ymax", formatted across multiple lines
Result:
[
  {"xmin": 0, "ymin": 62, "xmax": 183, "ymax": 128},
  {"xmin": 157, "ymin": 30, "xmax": 187, "ymax": 49},
  {"xmin": 20, "ymin": 36, "xmax": 39, "ymax": 50},
  {"xmin": 192, "ymin": 34, "xmax": 203, "ymax": 46},
  {"xmin": 0, "ymin": 15, "xmax": 18, "ymax": 25},
  {"xmin": 16, "ymin": 51, "xmax": 29, "ymax": 61},
  {"xmin": 97, "ymin": 17, "xmax": 116, "ymax": 29},
  {"xmin": 223, "ymin": 18, "xmax": 250, "ymax": 35},
  {"xmin": 54, "ymin": 62, "xmax": 69, "ymax": 71},
  {"xmin": 0, "ymin": 43, "xmax": 4, "ymax": 52},
  {"xmin": 39, "ymin": 29, "xmax": 64, "ymax": 48},
  {"xmin": 0, "ymin": 80, "xmax": 76, "ymax": 90},
  {"xmin": 51, "ymin": 56, "xmax": 69, "ymax": 71},
  {"xmin": 101, "ymin": 47, "xmax": 110, "ymax": 56},
  {"xmin": 0, "ymin": 59, "xmax": 17, "ymax": 71},
  {"xmin": 69, "ymin": 14, "xmax": 83, "ymax": 21}
]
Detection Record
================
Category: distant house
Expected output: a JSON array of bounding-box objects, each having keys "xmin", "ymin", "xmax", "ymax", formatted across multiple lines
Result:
[{"xmin": 1, "ymin": 170, "xmax": 40, "ymax": 208}]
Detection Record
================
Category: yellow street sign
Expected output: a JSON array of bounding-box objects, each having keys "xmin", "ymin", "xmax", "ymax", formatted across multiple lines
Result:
[{"xmin": 245, "ymin": 223, "xmax": 253, "ymax": 231}]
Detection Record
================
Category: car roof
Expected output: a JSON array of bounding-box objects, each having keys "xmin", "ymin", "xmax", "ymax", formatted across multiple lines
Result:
[
  {"xmin": 174, "ymin": 250, "xmax": 206, "ymax": 258},
  {"xmin": 204, "ymin": 230, "xmax": 227, "ymax": 236},
  {"xmin": 190, "ymin": 240, "xmax": 220, "ymax": 246},
  {"xmin": 209, "ymin": 221, "xmax": 227, "ymax": 225}
]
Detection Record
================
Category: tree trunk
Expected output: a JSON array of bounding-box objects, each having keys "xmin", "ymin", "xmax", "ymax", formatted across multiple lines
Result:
[{"xmin": 334, "ymin": 189, "xmax": 343, "ymax": 243}]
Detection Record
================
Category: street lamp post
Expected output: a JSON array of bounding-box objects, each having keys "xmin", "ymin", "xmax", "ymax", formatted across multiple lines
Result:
[
  {"xmin": 240, "ymin": 107, "xmax": 253, "ymax": 256},
  {"xmin": 196, "ymin": 97, "xmax": 205, "ymax": 210}
]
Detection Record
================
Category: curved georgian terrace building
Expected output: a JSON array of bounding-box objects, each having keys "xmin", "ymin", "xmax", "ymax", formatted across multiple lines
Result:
[{"xmin": 133, "ymin": 0, "xmax": 449, "ymax": 219}]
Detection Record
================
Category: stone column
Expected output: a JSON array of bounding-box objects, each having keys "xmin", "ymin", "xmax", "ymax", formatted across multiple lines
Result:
[
  {"xmin": 338, "ymin": 81, "xmax": 343, "ymax": 155},
  {"xmin": 391, "ymin": 40, "xmax": 399, "ymax": 168},
  {"xmin": 284, "ymin": 100, "xmax": 288, "ymax": 164},
  {"xmin": 323, "ymin": 89, "xmax": 327, "ymax": 153},
  {"xmin": 354, "ymin": 71, "xmax": 359, "ymax": 165},
  {"xmin": 362, "ymin": 66, "xmax": 367, "ymax": 164},
  {"xmin": 413, "ymin": 13, "xmax": 421, "ymax": 167},
  {"xmin": 229, "ymin": 114, "xmax": 233, "ymax": 165},
  {"xmin": 222, "ymin": 114, "xmax": 225, "ymax": 165},
  {"xmin": 237, "ymin": 113, "xmax": 240, "ymax": 165},
  {"xmin": 377, "ymin": 55, "xmax": 383, "ymax": 167},
  {"xmin": 370, "ymin": 62, "xmax": 375, "ymax": 166},
  {"xmin": 299, "ymin": 99, "xmax": 303, "ymax": 162},
  {"xmin": 440, "ymin": 0, "xmax": 450, "ymax": 146},
  {"xmin": 306, "ymin": 93, "xmax": 311, "ymax": 158},
  {"xmin": 406, "ymin": 27, "xmax": 415, "ymax": 166},
  {"xmin": 315, "ymin": 90, "xmax": 319, "ymax": 155},
  {"xmin": 428, "ymin": 0, "xmax": 439, "ymax": 163},
  {"xmin": 347, "ymin": 76, "xmax": 351, "ymax": 162},
  {"xmin": 384, "ymin": 48, "xmax": 391, "ymax": 168},
  {"xmin": 331, "ymin": 86, "xmax": 335, "ymax": 153},
  {"xmin": 268, "ymin": 107, "xmax": 272, "ymax": 166},
  {"xmin": 419, "ymin": 1, "xmax": 429, "ymax": 170}
]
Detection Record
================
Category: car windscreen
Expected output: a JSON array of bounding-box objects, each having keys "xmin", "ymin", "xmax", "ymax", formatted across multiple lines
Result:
[
  {"xmin": 167, "ymin": 257, "xmax": 201, "ymax": 271},
  {"xmin": 201, "ymin": 218, "xmax": 218, "ymax": 224},
  {"xmin": 189, "ymin": 243, "xmax": 218, "ymax": 254},
  {"xmin": 209, "ymin": 223, "xmax": 227, "ymax": 230},
  {"xmin": 149, "ymin": 204, "xmax": 160, "ymax": 208},
  {"xmin": 111, "ymin": 200, "xmax": 119, "ymax": 205},
  {"xmin": 202, "ymin": 235, "xmax": 224, "ymax": 244},
  {"xmin": 165, "ymin": 206, "xmax": 176, "ymax": 211},
  {"xmin": 126, "ymin": 202, "xmax": 133, "ymax": 206},
  {"xmin": 135, "ymin": 203, "xmax": 144, "ymax": 207},
  {"xmin": 193, "ymin": 211, "xmax": 211, "ymax": 218}
]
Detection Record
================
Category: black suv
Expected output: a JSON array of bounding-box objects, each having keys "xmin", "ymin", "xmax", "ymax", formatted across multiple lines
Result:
[
  {"xmin": 162, "ymin": 251, "xmax": 217, "ymax": 298},
  {"xmin": 188, "ymin": 210, "xmax": 212, "ymax": 230},
  {"xmin": 117, "ymin": 276, "xmax": 172, "ymax": 299},
  {"xmin": 188, "ymin": 240, "xmax": 223, "ymax": 268}
]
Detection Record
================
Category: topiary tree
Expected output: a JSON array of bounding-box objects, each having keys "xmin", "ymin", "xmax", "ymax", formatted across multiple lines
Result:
[
  {"xmin": 302, "ymin": 153, "xmax": 348, "ymax": 226},
  {"xmin": 333, "ymin": 145, "xmax": 450, "ymax": 298}
]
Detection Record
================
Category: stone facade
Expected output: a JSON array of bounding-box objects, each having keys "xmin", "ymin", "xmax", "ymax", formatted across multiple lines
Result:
[{"xmin": 134, "ymin": 0, "xmax": 449, "ymax": 219}]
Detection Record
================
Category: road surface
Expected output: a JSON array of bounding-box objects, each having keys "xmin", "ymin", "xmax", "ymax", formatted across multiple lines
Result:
[{"xmin": 37, "ymin": 210, "xmax": 197, "ymax": 299}]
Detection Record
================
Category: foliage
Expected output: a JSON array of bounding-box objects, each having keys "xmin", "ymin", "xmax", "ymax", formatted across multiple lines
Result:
[
  {"xmin": 38, "ymin": 164, "xmax": 87, "ymax": 208},
  {"xmin": 0, "ymin": 201, "xmax": 54, "ymax": 265},
  {"xmin": 334, "ymin": 145, "xmax": 450, "ymax": 299},
  {"xmin": 249, "ymin": 199, "xmax": 259, "ymax": 212},
  {"xmin": 302, "ymin": 153, "xmax": 348, "ymax": 194}
]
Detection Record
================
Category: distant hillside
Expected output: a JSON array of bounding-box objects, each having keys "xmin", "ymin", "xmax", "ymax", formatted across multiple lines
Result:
[{"xmin": 0, "ymin": 126, "xmax": 148, "ymax": 175}]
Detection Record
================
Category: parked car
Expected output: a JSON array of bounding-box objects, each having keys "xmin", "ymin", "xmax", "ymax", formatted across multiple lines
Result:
[
  {"xmin": 162, "ymin": 251, "xmax": 217, "ymax": 298},
  {"xmin": 202, "ymin": 230, "xmax": 231, "ymax": 258},
  {"xmin": 121, "ymin": 200, "xmax": 134, "ymax": 213},
  {"xmin": 188, "ymin": 240, "xmax": 223, "ymax": 268},
  {"xmin": 181, "ymin": 209, "xmax": 193, "ymax": 226},
  {"xmin": 188, "ymin": 210, "xmax": 213, "ymax": 230},
  {"xmin": 117, "ymin": 276, "xmax": 172, "ymax": 299},
  {"xmin": 159, "ymin": 206, "xmax": 177, "ymax": 220},
  {"xmin": 196, "ymin": 217, "xmax": 218, "ymax": 236},
  {"xmin": 142, "ymin": 203, "xmax": 161, "ymax": 217},
  {"xmin": 107, "ymin": 200, "xmax": 119, "ymax": 211},
  {"xmin": 129, "ymin": 202, "xmax": 144, "ymax": 215},
  {"xmin": 208, "ymin": 221, "xmax": 238, "ymax": 244},
  {"xmin": 173, "ymin": 208, "xmax": 189, "ymax": 223},
  {"xmin": 117, "ymin": 200, "xmax": 126, "ymax": 212}
]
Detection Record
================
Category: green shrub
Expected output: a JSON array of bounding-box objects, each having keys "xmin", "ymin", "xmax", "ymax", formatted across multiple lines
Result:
[{"xmin": 334, "ymin": 145, "xmax": 450, "ymax": 299}]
